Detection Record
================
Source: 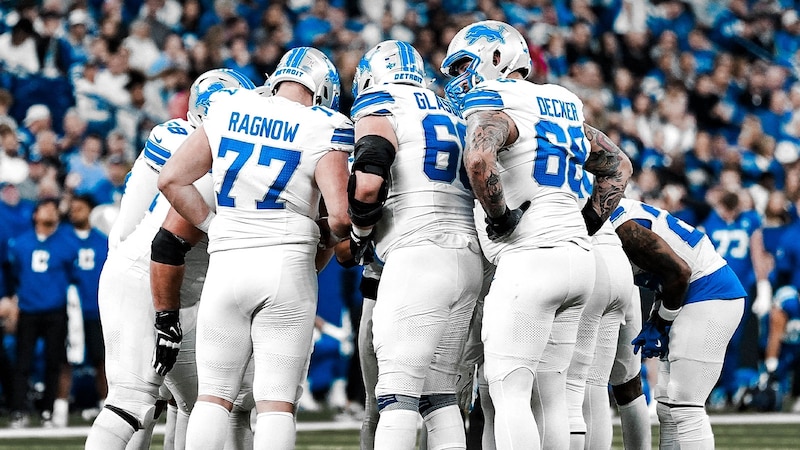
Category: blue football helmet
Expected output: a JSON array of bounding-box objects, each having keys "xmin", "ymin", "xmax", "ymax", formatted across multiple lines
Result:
[
  {"xmin": 264, "ymin": 47, "xmax": 341, "ymax": 111},
  {"xmin": 187, "ymin": 68, "xmax": 256, "ymax": 127},
  {"xmin": 352, "ymin": 40, "xmax": 426, "ymax": 98},
  {"xmin": 440, "ymin": 20, "xmax": 532, "ymax": 107}
]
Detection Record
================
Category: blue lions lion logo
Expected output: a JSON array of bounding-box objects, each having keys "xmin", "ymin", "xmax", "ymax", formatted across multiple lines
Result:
[
  {"xmin": 194, "ymin": 81, "xmax": 225, "ymax": 114},
  {"xmin": 464, "ymin": 24, "xmax": 506, "ymax": 45}
]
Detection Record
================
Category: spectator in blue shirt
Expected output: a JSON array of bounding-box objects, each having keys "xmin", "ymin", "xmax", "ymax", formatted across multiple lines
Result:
[
  {"xmin": 67, "ymin": 194, "xmax": 109, "ymax": 417},
  {"xmin": 7, "ymin": 198, "xmax": 79, "ymax": 428},
  {"xmin": 0, "ymin": 182, "xmax": 35, "ymax": 238}
]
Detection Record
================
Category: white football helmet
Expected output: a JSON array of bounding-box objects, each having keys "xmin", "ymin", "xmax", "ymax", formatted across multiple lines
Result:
[
  {"xmin": 187, "ymin": 68, "xmax": 256, "ymax": 127},
  {"xmin": 440, "ymin": 20, "xmax": 532, "ymax": 107},
  {"xmin": 352, "ymin": 40, "xmax": 426, "ymax": 98},
  {"xmin": 264, "ymin": 47, "xmax": 341, "ymax": 111}
]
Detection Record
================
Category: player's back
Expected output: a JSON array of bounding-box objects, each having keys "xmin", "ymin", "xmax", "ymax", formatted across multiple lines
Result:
[
  {"xmin": 461, "ymin": 79, "xmax": 591, "ymax": 259},
  {"xmin": 612, "ymin": 198, "xmax": 725, "ymax": 282},
  {"xmin": 351, "ymin": 84, "xmax": 476, "ymax": 258},
  {"xmin": 203, "ymin": 88, "xmax": 353, "ymax": 253}
]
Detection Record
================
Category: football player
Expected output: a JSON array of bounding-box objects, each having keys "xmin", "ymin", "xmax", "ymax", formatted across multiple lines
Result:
[
  {"xmin": 441, "ymin": 20, "xmax": 631, "ymax": 449},
  {"xmin": 158, "ymin": 47, "xmax": 352, "ymax": 450},
  {"xmin": 85, "ymin": 69, "xmax": 256, "ymax": 450},
  {"xmin": 347, "ymin": 40, "xmax": 483, "ymax": 450},
  {"xmin": 606, "ymin": 198, "xmax": 747, "ymax": 449}
]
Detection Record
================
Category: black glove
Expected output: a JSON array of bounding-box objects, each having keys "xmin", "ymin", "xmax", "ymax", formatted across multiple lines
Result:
[
  {"xmin": 350, "ymin": 228, "xmax": 376, "ymax": 266},
  {"xmin": 486, "ymin": 201, "xmax": 531, "ymax": 241},
  {"xmin": 152, "ymin": 310, "xmax": 182, "ymax": 376}
]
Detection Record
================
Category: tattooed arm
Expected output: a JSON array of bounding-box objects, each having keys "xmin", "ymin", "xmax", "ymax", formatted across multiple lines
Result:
[
  {"xmin": 615, "ymin": 220, "xmax": 691, "ymax": 311},
  {"xmin": 582, "ymin": 124, "xmax": 633, "ymax": 234},
  {"xmin": 463, "ymin": 110, "xmax": 519, "ymax": 218}
]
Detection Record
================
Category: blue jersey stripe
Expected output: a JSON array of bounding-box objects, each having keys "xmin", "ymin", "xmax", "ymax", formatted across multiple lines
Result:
[
  {"xmin": 143, "ymin": 141, "xmax": 169, "ymax": 167},
  {"xmin": 610, "ymin": 205, "xmax": 624, "ymax": 222},
  {"xmin": 463, "ymin": 90, "xmax": 504, "ymax": 110},
  {"xmin": 351, "ymin": 91, "xmax": 395, "ymax": 117},
  {"xmin": 145, "ymin": 139, "xmax": 171, "ymax": 160}
]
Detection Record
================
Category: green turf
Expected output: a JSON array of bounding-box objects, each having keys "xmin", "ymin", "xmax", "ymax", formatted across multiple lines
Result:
[{"xmin": 0, "ymin": 423, "xmax": 798, "ymax": 449}]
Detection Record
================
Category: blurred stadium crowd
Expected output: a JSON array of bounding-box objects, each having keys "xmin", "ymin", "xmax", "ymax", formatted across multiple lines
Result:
[{"xmin": 0, "ymin": 0, "xmax": 799, "ymax": 426}]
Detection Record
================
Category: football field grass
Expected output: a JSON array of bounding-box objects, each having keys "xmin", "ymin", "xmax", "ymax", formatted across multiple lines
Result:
[{"xmin": 0, "ymin": 422, "xmax": 799, "ymax": 449}]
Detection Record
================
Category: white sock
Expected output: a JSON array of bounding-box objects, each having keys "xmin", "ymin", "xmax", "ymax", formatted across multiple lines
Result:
[
  {"xmin": 491, "ymin": 368, "xmax": 540, "ymax": 450},
  {"xmin": 53, "ymin": 398, "xmax": 69, "ymax": 428},
  {"xmin": 85, "ymin": 409, "xmax": 135, "ymax": 450},
  {"xmin": 224, "ymin": 407, "xmax": 254, "ymax": 450},
  {"xmin": 617, "ymin": 394, "xmax": 651, "ymax": 450},
  {"xmin": 670, "ymin": 406, "xmax": 714, "ymax": 450},
  {"xmin": 566, "ymin": 379, "xmax": 586, "ymax": 450},
  {"xmin": 186, "ymin": 402, "xmax": 230, "ymax": 450},
  {"xmin": 253, "ymin": 411, "xmax": 295, "ymax": 450},
  {"xmin": 164, "ymin": 404, "xmax": 178, "ymax": 450},
  {"xmin": 532, "ymin": 371, "xmax": 569, "ymax": 450},
  {"xmin": 174, "ymin": 409, "xmax": 190, "ymax": 450},
  {"xmin": 423, "ymin": 404, "xmax": 466, "ymax": 450},
  {"xmin": 127, "ymin": 418, "xmax": 155, "ymax": 450},
  {"xmin": 478, "ymin": 384, "xmax": 496, "ymax": 450},
  {"xmin": 656, "ymin": 402, "xmax": 679, "ymax": 450},
  {"xmin": 583, "ymin": 384, "xmax": 611, "ymax": 450},
  {"xmin": 374, "ymin": 409, "xmax": 420, "ymax": 450}
]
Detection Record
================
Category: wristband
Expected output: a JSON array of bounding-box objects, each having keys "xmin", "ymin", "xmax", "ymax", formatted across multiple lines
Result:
[
  {"xmin": 657, "ymin": 304, "xmax": 681, "ymax": 322},
  {"xmin": 196, "ymin": 211, "xmax": 215, "ymax": 233},
  {"xmin": 765, "ymin": 357, "xmax": 778, "ymax": 373},
  {"xmin": 352, "ymin": 224, "xmax": 373, "ymax": 238}
]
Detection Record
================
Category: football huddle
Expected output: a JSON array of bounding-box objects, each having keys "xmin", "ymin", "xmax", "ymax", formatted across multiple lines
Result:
[{"xmin": 79, "ymin": 20, "xmax": 747, "ymax": 450}]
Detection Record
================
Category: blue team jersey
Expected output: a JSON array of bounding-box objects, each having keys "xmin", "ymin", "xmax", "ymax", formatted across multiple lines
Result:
[
  {"xmin": 775, "ymin": 222, "xmax": 800, "ymax": 290},
  {"xmin": 0, "ymin": 198, "xmax": 35, "ymax": 238},
  {"xmin": 7, "ymin": 225, "xmax": 79, "ymax": 313},
  {"xmin": 0, "ymin": 222, "xmax": 9, "ymax": 297},
  {"xmin": 701, "ymin": 210, "xmax": 761, "ymax": 289},
  {"xmin": 69, "ymin": 226, "xmax": 109, "ymax": 320}
]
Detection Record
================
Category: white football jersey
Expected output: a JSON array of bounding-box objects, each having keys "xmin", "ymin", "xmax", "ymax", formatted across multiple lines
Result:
[
  {"xmin": 609, "ymin": 198, "xmax": 725, "ymax": 284},
  {"xmin": 202, "ymin": 88, "xmax": 354, "ymax": 253},
  {"xmin": 460, "ymin": 79, "xmax": 591, "ymax": 262},
  {"xmin": 108, "ymin": 119, "xmax": 196, "ymax": 249},
  {"xmin": 351, "ymin": 84, "xmax": 476, "ymax": 260},
  {"xmin": 108, "ymin": 118, "xmax": 215, "ymax": 306}
]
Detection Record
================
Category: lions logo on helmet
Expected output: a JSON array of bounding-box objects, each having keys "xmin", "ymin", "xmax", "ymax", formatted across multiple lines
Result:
[
  {"xmin": 440, "ymin": 20, "xmax": 531, "ymax": 109},
  {"xmin": 352, "ymin": 40, "xmax": 426, "ymax": 98},
  {"xmin": 464, "ymin": 24, "xmax": 506, "ymax": 45},
  {"xmin": 264, "ymin": 47, "xmax": 342, "ymax": 111},
  {"xmin": 187, "ymin": 68, "xmax": 256, "ymax": 127}
]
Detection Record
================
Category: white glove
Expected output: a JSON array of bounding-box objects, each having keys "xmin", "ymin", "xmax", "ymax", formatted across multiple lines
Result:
[{"xmin": 752, "ymin": 280, "xmax": 772, "ymax": 318}]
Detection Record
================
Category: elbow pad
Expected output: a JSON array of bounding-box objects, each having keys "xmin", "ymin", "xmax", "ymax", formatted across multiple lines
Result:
[
  {"xmin": 581, "ymin": 202, "xmax": 604, "ymax": 236},
  {"xmin": 151, "ymin": 227, "xmax": 192, "ymax": 266},
  {"xmin": 352, "ymin": 134, "xmax": 395, "ymax": 178},
  {"xmin": 347, "ymin": 135, "xmax": 395, "ymax": 228}
]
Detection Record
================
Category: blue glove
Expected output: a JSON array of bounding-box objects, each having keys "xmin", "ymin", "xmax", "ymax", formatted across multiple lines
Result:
[{"xmin": 632, "ymin": 317, "xmax": 671, "ymax": 359}]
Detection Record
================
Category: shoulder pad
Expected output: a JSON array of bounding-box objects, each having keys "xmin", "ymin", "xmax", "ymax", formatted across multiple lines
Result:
[{"xmin": 351, "ymin": 89, "xmax": 395, "ymax": 121}]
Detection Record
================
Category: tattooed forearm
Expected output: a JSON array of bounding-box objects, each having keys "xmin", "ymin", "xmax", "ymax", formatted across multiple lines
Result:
[
  {"xmin": 464, "ymin": 111, "xmax": 513, "ymax": 218},
  {"xmin": 616, "ymin": 221, "xmax": 690, "ymax": 309},
  {"xmin": 583, "ymin": 124, "xmax": 632, "ymax": 222}
]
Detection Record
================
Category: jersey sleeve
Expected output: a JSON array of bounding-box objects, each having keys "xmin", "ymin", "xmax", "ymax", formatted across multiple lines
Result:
[
  {"xmin": 460, "ymin": 81, "xmax": 506, "ymax": 119},
  {"xmin": 142, "ymin": 126, "xmax": 173, "ymax": 173},
  {"xmin": 609, "ymin": 200, "xmax": 634, "ymax": 230},
  {"xmin": 350, "ymin": 88, "xmax": 396, "ymax": 121},
  {"xmin": 327, "ymin": 111, "xmax": 355, "ymax": 153}
]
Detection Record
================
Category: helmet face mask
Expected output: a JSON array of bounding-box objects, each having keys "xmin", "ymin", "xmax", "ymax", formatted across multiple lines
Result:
[
  {"xmin": 352, "ymin": 40, "xmax": 426, "ymax": 98},
  {"xmin": 265, "ymin": 47, "xmax": 342, "ymax": 111},
  {"xmin": 187, "ymin": 68, "xmax": 256, "ymax": 127},
  {"xmin": 440, "ymin": 21, "xmax": 532, "ymax": 107}
]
